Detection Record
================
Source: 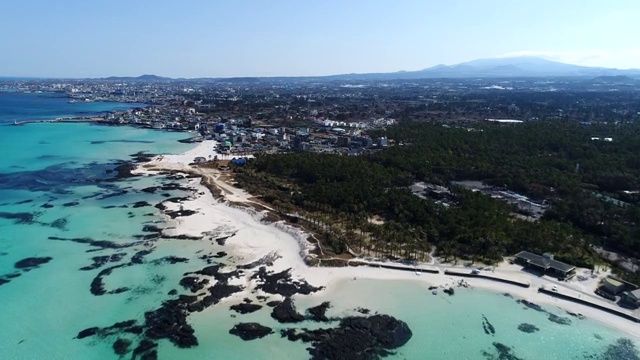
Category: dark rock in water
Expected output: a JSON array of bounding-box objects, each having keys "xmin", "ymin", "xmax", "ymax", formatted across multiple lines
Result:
[
  {"xmin": 271, "ymin": 298, "xmax": 305, "ymax": 323},
  {"xmin": 76, "ymin": 327, "xmax": 99, "ymax": 339},
  {"xmin": 76, "ymin": 320, "xmax": 138, "ymax": 340},
  {"xmin": 195, "ymin": 264, "xmax": 224, "ymax": 277},
  {"xmin": 230, "ymin": 303, "xmax": 263, "ymax": 314},
  {"xmin": 356, "ymin": 307, "xmax": 371, "ymax": 315},
  {"xmin": 566, "ymin": 311, "xmax": 586, "ymax": 320},
  {"xmin": 307, "ymin": 302, "xmax": 331, "ymax": 322},
  {"xmin": 141, "ymin": 187, "xmax": 158, "ymax": 194},
  {"xmin": 165, "ymin": 209, "xmax": 197, "ymax": 219},
  {"xmin": 215, "ymin": 237, "xmax": 228, "ymax": 246},
  {"xmin": 252, "ymin": 266, "xmax": 323, "ymax": 297},
  {"xmin": 213, "ymin": 251, "xmax": 227, "ymax": 258},
  {"xmin": 144, "ymin": 299, "xmax": 198, "ymax": 348},
  {"xmin": 48, "ymin": 236, "xmax": 144, "ymax": 252},
  {"xmin": 142, "ymin": 225, "xmax": 163, "ymax": 233},
  {"xmin": 133, "ymin": 201, "xmax": 151, "ymax": 208},
  {"xmin": 5, "ymin": 273, "xmax": 21, "ymax": 279},
  {"xmin": 443, "ymin": 287, "xmax": 455, "ymax": 296},
  {"xmin": 202, "ymin": 283, "xmax": 244, "ymax": 307},
  {"xmin": 111, "ymin": 163, "xmax": 138, "ymax": 179},
  {"xmin": 282, "ymin": 314, "xmax": 412, "ymax": 360},
  {"xmin": 0, "ymin": 211, "xmax": 38, "ymax": 224},
  {"xmin": 194, "ymin": 264, "xmax": 242, "ymax": 283},
  {"xmin": 131, "ymin": 249, "xmax": 154, "ymax": 264},
  {"xmin": 481, "ymin": 315, "xmax": 496, "ymax": 335},
  {"xmin": 90, "ymin": 263, "xmax": 131, "ymax": 295},
  {"xmin": 548, "ymin": 314, "xmax": 572, "ymax": 325},
  {"xmin": 112, "ymin": 338, "xmax": 132, "ymax": 355},
  {"xmin": 14, "ymin": 199, "xmax": 33, "ymax": 204},
  {"xmin": 132, "ymin": 233, "xmax": 160, "ymax": 241},
  {"xmin": 41, "ymin": 203, "xmax": 54, "ymax": 209},
  {"xmin": 80, "ymin": 253, "xmax": 126, "ymax": 271},
  {"xmin": 124, "ymin": 326, "xmax": 144, "ymax": 335},
  {"xmin": 162, "ymin": 234, "xmax": 204, "ymax": 240},
  {"xmin": 168, "ymin": 289, "xmax": 178, "ymax": 296},
  {"xmin": 132, "ymin": 340, "xmax": 158, "ymax": 359},
  {"xmin": 0, "ymin": 278, "xmax": 11, "ymax": 286},
  {"xmin": 517, "ymin": 299, "xmax": 545, "ymax": 312},
  {"xmin": 179, "ymin": 276, "xmax": 209, "ymax": 293},
  {"xmin": 229, "ymin": 323, "xmax": 273, "ymax": 340},
  {"xmin": 63, "ymin": 201, "xmax": 80, "ymax": 207},
  {"xmin": 49, "ymin": 217, "xmax": 68, "ymax": 230},
  {"xmin": 266, "ymin": 300, "xmax": 281, "ymax": 307},
  {"xmin": 14, "ymin": 256, "xmax": 52, "ymax": 271},
  {"xmin": 502, "ymin": 293, "xmax": 513, "ymax": 298},
  {"xmin": 97, "ymin": 190, "xmax": 129, "ymax": 200},
  {"xmin": 141, "ymin": 349, "xmax": 158, "ymax": 360},
  {"xmin": 151, "ymin": 256, "xmax": 189, "ymax": 265},
  {"xmin": 517, "ymin": 323, "xmax": 539, "ymax": 333},
  {"xmin": 130, "ymin": 152, "xmax": 157, "ymax": 163},
  {"xmin": 599, "ymin": 338, "xmax": 640, "ymax": 360},
  {"xmin": 482, "ymin": 342, "xmax": 525, "ymax": 360}
]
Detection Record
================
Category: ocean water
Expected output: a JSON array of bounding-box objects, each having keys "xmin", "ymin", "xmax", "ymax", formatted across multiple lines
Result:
[
  {"xmin": 1, "ymin": 104, "xmax": 640, "ymax": 360},
  {"xmin": 0, "ymin": 92, "xmax": 145, "ymax": 123}
]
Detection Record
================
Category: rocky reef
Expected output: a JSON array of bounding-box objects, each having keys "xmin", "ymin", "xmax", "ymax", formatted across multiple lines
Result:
[
  {"xmin": 281, "ymin": 314, "xmax": 412, "ymax": 360},
  {"xmin": 229, "ymin": 323, "xmax": 273, "ymax": 340}
]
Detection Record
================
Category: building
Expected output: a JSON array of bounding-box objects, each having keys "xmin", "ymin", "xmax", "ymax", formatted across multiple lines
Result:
[
  {"xmin": 514, "ymin": 251, "xmax": 576, "ymax": 279},
  {"xmin": 600, "ymin": 277, "xmax": 626, "ymax": 295},
  {"xmin": 621, "ymin": 289, "xmax": 640, "ymax": 308},
  {"xmin": 337, "ymin": 136, "xmax": 351, "ymax": 147}
]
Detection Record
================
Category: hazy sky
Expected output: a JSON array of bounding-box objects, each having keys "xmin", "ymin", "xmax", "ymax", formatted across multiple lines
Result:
[{"xmin": 2, "ymin": 0, "xmax": 639, "ymax": 78}]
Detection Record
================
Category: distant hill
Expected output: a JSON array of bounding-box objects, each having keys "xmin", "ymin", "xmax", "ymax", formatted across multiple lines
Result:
[
  {"xmin": 587, "ymin": 75, "xmax": 639, "ymax": 85},
  {"xmin": 322, "ymin": 57, "xmax": 640, "ymax": 80},
  {"xmin": 60, "ymin": 57, "xmax": 640, "ymax": 82},
  {"xmin": 102, "ymin": 74, "xmax": 169, "ymax": 81}
]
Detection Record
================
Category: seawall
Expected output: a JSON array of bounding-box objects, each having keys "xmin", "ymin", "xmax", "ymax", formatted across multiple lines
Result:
[
  {"xmin": 444, "ymin": 269, "xmax": 531, "ymax": 288},
  {"xmin": 538, "ymin": 287, "xmax": 640, "ymax": 323}
]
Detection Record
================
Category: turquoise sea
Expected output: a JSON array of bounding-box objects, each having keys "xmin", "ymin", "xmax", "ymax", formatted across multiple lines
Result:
[{"xmin": 0, "ymin": 95, "xmax": 639, "ymax": 360}]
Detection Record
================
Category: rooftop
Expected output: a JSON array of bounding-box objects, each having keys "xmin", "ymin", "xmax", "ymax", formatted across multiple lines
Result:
[{"xmin": 515, "ymin": 251, "xmax": 575, "ymax": 273}]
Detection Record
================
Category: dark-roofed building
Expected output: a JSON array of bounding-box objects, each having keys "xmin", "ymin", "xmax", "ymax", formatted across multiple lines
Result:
[{"xmin": 514, "ymin": 251, "xmax": 576, "ymax": 279}]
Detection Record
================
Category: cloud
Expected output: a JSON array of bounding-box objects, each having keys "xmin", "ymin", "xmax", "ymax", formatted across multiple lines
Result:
[{"xmin": 496, "ymin": 50, "xmax": 640, "ymax": 70}]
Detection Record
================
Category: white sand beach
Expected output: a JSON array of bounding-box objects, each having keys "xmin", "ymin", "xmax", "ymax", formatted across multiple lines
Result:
[{"xmin": 135, "ymin": 144, "xmax": 640, "ymax": 340}]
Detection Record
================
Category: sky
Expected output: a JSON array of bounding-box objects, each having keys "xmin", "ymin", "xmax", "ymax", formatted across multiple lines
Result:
[{"xmin": 1, "ymin": 0, "xmax": 640, "ymax": 78}]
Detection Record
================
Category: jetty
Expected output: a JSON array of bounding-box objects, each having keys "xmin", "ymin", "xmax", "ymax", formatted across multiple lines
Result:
[{"xmin": 11, "ymin": 116, "xmax": 105, "ymax": 126}]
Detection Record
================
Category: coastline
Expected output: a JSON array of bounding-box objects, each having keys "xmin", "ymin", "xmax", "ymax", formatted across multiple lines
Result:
[{"xmin": 136, "ymin": 139, "xmax": 640, "ymax": 341}]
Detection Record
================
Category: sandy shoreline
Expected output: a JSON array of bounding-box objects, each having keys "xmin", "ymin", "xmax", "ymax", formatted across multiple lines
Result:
[{"xmin": 135, "ymin": 140, "xmax": 640, "ymax": 340}]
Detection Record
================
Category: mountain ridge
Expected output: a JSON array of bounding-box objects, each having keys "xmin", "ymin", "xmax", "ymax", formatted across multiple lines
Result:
[{"xmin": 8, "ymin": 57, "xmax": 640, "ymax": 81}]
